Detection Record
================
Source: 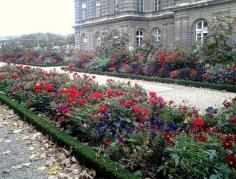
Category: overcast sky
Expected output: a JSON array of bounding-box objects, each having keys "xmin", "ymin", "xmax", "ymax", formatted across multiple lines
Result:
[{"xmin": 0, "ymin": 0, "xmax": 74, "ymax": 36}]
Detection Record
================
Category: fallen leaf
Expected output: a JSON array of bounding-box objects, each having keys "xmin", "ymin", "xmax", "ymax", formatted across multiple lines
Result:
[
  {"xmin": 48, "ymin": 164, "xmax": 61, "ymax": 175},
  {"xmin": 13, "ymin": 129, "xmax": 22, "ymax": 134},
  {"xmin": 21, "ymin": 163, "xmax": 31, "ymax": 167},
  {"xmin": 11, "ymin": 165, "xmax": 23, "ymax": 170},
  {"xmin": 2, "ymin": 151, "xmax": 11, "ymax": 155},
  {"xmin": 3, "ymin": 140, "xmax": 11, "ymax": 143},
  {"xmin": 37, "ymin": 166, "xmax": 46, "ymax": 172}
]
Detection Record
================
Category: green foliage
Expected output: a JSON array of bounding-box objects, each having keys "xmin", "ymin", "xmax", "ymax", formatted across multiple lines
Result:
[
  {"xmin": 160, "ymin": 106, "xmax": 185, "ymax": 124},
  {"xmin": 96, "ymin": 30, "xmax": 130, "ymax": 59},
  {"xmin": 159, "ymin": 133, "xmax": 235, "ymax": 179},
  {"xmin": 197, "ymin": 16, "xmax": 236, "ymax": 66},
  {"xmin": 216, "ymin": 102, "xmax": 236, "ymax": 134},
  {"xmin": 87, "ymin": 57, "xmax": 110, "ymax": 71}
]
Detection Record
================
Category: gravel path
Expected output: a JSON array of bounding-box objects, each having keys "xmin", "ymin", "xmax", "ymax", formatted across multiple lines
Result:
[
  {"xmin": 0, "ymin": 62, "xmax": 235, "ymax": 112},
  {"xmin": 0, "ymin": 104, "xmax": 96, "ymax": 179}
]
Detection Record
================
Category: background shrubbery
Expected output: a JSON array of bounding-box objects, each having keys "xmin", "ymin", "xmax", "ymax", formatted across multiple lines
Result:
[{"xmin": 70, "ymin": 17, "xmax": 236, "ymax": 85}]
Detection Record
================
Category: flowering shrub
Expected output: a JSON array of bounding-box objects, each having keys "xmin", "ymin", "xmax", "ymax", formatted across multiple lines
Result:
[
  {"xmin": 0, "ymin": 49, "xmax": 65, "ymax": 65},
  {"xmin": 0, "ymin": 64, "xmax": 235, "ymax": 178}
]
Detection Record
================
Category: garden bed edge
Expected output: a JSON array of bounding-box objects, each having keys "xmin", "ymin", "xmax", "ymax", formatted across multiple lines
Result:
[{"xmin": 0, "ymin": 93, "xmax": 139, "ymax": 179}]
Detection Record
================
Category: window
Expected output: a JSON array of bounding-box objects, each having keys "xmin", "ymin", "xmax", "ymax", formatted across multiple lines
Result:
[
  {"xmin": 195, "ymin": 20, "xmax": 208, "ymax": 45},
  {"xmin": 95, "ymin": 0, "xmax": 101, "ymax": 17},
  {"xmin": 154, "ymin": 0, "xmax": 160, "ymax": 11},
  {"xmin": 82, "ymin": 2, "xmax": 87, "ymax": 20},
  {"xmin": 136, "ymin": 30, "xmax": 143, "ymax": 46},
  {"xmin": 137, "ymin": 0, "xmax": 144, "ymax": 12},
  {"xmin": 95, "ymin": 33, "xmax": 101, "ymax": 47},
  {"xmin": 82, "ymin": 35, "xmax": 88, "ymax": 50},
  {"xmin": 154, "ymin": 29, "xmax": 161, "ymax": 42},
  {"xmin": 114, "ymin": 0, "xmax": 119, "ymax": 13}
]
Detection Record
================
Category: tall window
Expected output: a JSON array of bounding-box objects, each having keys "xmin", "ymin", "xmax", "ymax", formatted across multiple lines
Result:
[
  {"xmin": 114, "ymin": 0, "xmax": 119, "ymax": 13},
  {"xmin": 136, "ymin": 30, "xmax": 143, "ymax": 46},
  {"xmin": 154, "ymin": 0, "xmax": 160, "ymax": 11},
  {"xmin": 82, "ymin": 2, "xmax": 87, "ymax": 20},
  {"xmin": 95, "ymin": 0, "xmax": 101, "ymax": 17},
  {"xmin": 196, "ymin": 20, "xmax": 208, "ymax": 45},
  {"xmin": 154, "ymin": 29, "xmax": 161, "ymax": 42},
  {"xmin": 95, "ymin": 33, "xmax": 101, "ymax": 47},
  {"xmin": 82, "ymin": 34, "xmax": 88, "ymax": 50},
  {"xmin": 137, "ymin": 0, "xmax": 144, "ymax": 12}
]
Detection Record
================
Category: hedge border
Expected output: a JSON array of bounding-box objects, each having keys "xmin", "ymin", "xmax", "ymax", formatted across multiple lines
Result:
[
  {"xmin": 0, "ymin": 93, "xmax": 138, "ymax": 179},
  {"xmin": 64, "ymin": 68, "xmax": 236, "ymax": 93}
]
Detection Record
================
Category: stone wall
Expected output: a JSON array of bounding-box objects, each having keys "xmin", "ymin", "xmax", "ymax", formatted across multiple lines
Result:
[{"xmin": 74, "ymin": 0, "xmax": 236, "ymax": 50}]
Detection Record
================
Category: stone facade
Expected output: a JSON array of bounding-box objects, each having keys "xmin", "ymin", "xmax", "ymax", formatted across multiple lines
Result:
[{"xmin": 74, "ymin": 0, "xmax": 236, "ymax": 50}]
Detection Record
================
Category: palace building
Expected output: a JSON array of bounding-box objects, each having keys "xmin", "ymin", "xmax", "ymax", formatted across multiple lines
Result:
[{"xmin": 74, "ymin": 0, "xmax": 236, "ymax": 50}]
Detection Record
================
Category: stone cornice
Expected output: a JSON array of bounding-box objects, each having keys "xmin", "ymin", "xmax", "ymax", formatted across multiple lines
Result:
[
  {"xmin": 173, "ymin": 0, "xmax": 235, "ymax": 11},
  {"xmin": 74, "ymin": 12, "xmax": 174, "ymax": 28}
]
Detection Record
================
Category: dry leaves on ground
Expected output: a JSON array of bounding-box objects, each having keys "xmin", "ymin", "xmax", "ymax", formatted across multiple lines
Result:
[{"xmin": 0, "ymin": 104, "xmax": 96, "ymax": 179}]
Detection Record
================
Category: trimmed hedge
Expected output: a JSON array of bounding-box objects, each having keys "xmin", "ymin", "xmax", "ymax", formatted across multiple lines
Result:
[
  {"xmin": 0, "ymin": 93, "xmax": 139, "ymax": 179},
  {"xmin": 64, "ymin": 68, "xmax": 236, "ymax": 93}
]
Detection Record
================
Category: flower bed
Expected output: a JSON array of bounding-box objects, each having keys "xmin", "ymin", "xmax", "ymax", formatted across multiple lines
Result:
[
  {"xmin": 0, "ymin": 64, "xmax": 235, "ymax": 178},
  {"xmin": 63, "ymin": 67, "xmax": 236, "ymax": 93},
  {"xmin": 69, "ymin": 48, "xmax": 236, "ymax": 86},
  {"xmin": 0, "ymin": 49, "xmax": 67, "ymax": 66}
]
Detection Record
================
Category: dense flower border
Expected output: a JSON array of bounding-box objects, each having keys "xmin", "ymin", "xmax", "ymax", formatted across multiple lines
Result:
[
  {"xmin": 63, "ymin": 67, "xmax": 236, "ymax": 93},
  {"xmin": 0, "ymin": 64, "xmax": 235, "ymax": 178},
  {"xmin": 0, "ymin": 49, "xmax": 67, "ymax": 66},
  {"xmin": 69, "ymin": 50, "xmax": 236, "ymax": 85}
]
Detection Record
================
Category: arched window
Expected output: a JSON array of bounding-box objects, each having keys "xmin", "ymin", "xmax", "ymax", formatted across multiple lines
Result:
[
  {"xmin": 196, "ymin": 20, "xmax": 208, "ymax": 45},
  {"xmin": 154, "ymin": 29, "xmax": 161, "ymax": 42},
  {"xmin": 137, "ymin": 0, "xmax": 144, "ymax": 12},
  {"xmin": 136, "ymin": 30, "xmax": 143, "ymax": 46}
]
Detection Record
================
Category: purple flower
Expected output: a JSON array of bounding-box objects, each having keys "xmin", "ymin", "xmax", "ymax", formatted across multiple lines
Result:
[{"xmin": 155, "ymin": 119, "xmax": 164, "ymax": 129}]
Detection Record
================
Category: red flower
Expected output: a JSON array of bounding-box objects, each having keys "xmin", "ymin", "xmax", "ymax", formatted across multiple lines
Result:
[
  {"xmin": 119, "ymin": 99, "xmax": 125, "ymax": 105},
  {"xmin": 163, "ymin": 133, "xmax": 174, "ymax": 140},
  {"xmin": 192, "ymin": 118, "xmax": 204, "ymax": 127},
  {"xmin": 149, "ymin": 92, "xmax": 157, "ymax": 98},
  {"xmin": 105, "ymin": 141, "xmax": 113, "ymax": 147},
  {"xmin": 225, "ymin": 154, "xmax": 236, "ymax": 168},
  {"xmin": 195, "ymin": 134, "xmax": 208, "ymax": 142},
  {"xmin": 107, "ymin": 90, "xmax": 114, "ymax": 98},
  {"xmin": 222, "ymin": 136, "xmax": 234, "ymax": 149},
  {"xmin": 44, "ymin": 83, "xmax": 55, "ymax": 92},
  {"xmin": 34, "ymin": 84, "xmax": 41, "ymax": 94},
  {"xmin": 79, "ymin": 99, "xmax": 87, "ymax": 105},
  {"xmin": 229, "ymin": 116, "xmax": 236, "ymax": 123},
  {"xmin": 223, "ymin": 140, "xmax": 233, "ymax": 149},
  {"xmin": 233, "ymin": 63, "xmax": 236, "ymax": 69},
  {"xmin": 67, "ymin": 97, "xmax": 77, "ymax": 104},
  {"xmin": 100, "ymin": 104, "xmax": 108, "ymax": 112},
  {"xmin": 137, "ymin": 117, "xmax": 149, "ymax": 123},
  {"xmin": 123, "ymin": 100, "xmax": 133, "ymax": 108},
  {"xmin": 91, "ymin": 92, "xmax": 104, "ymax": 99},
  {"xmin": 133, "ymin": 106, "xmax": 141, "ymax": 113},
  {"xmin": 141, "ymin": 108, "xmax": 150, "ymax": 115}
]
